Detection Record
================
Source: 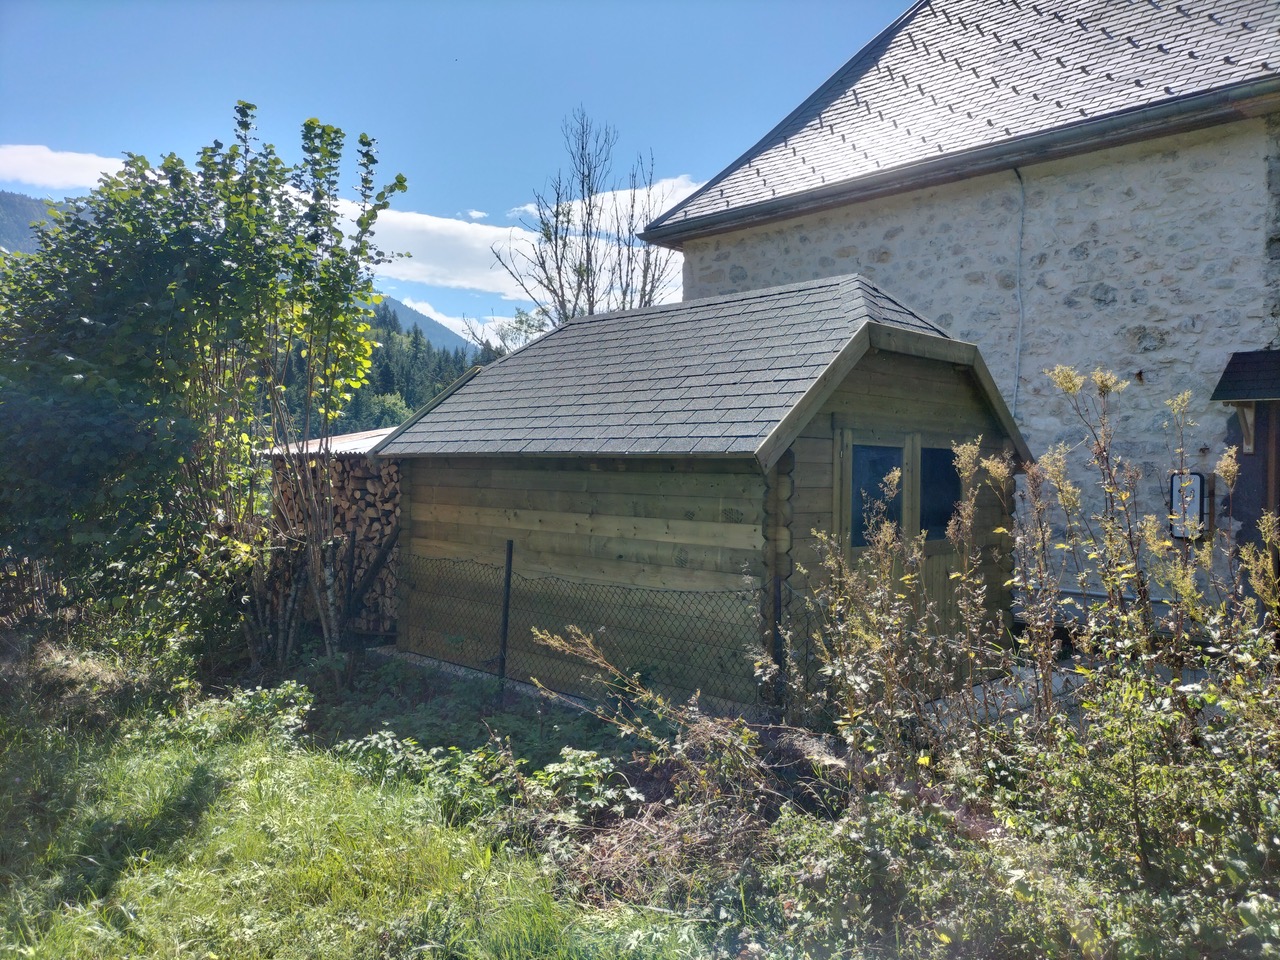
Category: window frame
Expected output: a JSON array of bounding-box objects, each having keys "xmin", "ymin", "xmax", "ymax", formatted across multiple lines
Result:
[{"xmin": 834, "ymin": 420, "xmax": 959, "ymax": 556}]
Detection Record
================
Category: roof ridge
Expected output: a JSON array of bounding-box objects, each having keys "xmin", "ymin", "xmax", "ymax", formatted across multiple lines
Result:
[
  {"xmin": 560, "ymin": 272, "xmax": 872, "ymax": 327},
  {"xmin": 841, "ymin": 273, "xmax": 951, "ymax": 338},
  {"xmin": 376, "ymin": 273, "xmax": 968, "ymax": 463}
]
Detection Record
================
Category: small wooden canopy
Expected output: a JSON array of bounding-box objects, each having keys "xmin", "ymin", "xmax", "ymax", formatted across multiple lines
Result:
[
  {"xmin": 1212, "ymin": 350, "xmax": 1280, "ymax": 455},
  {"xmin": 1212, "ymin": 350, "xmax": 1280, "ymax": 402}
]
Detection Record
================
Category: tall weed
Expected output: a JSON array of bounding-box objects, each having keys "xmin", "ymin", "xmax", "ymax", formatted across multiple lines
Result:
[{"xmin": 538, "ymin": 367, "xmax": 1280, "ymax": 957}]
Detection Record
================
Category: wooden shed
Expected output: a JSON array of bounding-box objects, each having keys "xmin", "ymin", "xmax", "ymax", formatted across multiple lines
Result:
[{"xmin": 374, "ymin": 274, "xmax": 1030, "ymax": 706}]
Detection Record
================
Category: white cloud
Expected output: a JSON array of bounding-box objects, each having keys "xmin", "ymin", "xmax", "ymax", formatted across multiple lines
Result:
[
  {"xmin": 397, "ymin": 295, "xmax": 510, "ymax": 345},
  {"xmin": 465, "ymin": 209, "xmax": 487, "ymax": 220},
  {"xmin": 505, "ymin": 174, "xmax": 702, "ymax": 226},
  {"xmin": 648, "ymin": 174, "xmax": 702, "ymax": 219},
  {"xmin": 342, "ymin": 171, "xmax": 702, "ymax": 311},
  {"xmin": 354, "ymin": 204, "xmax": 538, "ymax": 301},
  {"xmin": 0, "ymin": 145, "xmax": 124, "ymax": 190}
]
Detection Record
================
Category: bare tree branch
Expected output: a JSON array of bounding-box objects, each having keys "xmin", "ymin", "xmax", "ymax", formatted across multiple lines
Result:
[{"xmin": 491, "ymin": 108, "xmax": 677, "ymax": 349}]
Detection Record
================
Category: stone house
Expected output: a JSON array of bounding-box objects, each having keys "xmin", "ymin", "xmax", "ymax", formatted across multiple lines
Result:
[{"xmin": 642, "ymin": 0, "xmax": 1280, "ymax": 539}]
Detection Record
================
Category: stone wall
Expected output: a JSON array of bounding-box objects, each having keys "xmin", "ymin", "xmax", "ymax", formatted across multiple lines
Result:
[{"xmin": 682, "ymin": 119, "xmax": 1277, "ymax": 527}]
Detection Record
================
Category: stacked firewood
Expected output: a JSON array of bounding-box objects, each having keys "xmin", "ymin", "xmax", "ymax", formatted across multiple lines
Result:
[
  {"xmin": 273, "ymin": 455, "xmax": 401, "ymax": 635},
  {"xmin": 331, "ymin": 456, "xmax": 400, "ymax": 634},
  {"xmin": 0, "ymin": 551, "xmax": 57, "ymax": 623}
]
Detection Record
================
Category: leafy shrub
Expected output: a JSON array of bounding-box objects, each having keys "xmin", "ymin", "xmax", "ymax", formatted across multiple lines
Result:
[
  {"xmin": 533, "ymin": 368, "xmax": 1280, "ymax": 957},
  {"xmin": 333, "ymin": 726, "xmax": 644, "ymax": 853},
  {"xmin": 133, "ymin": 680, "xmax": 314, "ymax": 747}
]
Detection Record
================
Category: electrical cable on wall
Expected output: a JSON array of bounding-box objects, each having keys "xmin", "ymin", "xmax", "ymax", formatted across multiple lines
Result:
[{"xmin": 1011, "ymin": 166, "xmax": 1027, "ymax": 421}]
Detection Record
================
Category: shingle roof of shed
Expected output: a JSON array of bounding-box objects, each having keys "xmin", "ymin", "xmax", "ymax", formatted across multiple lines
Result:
[
  {"xmin": 646, "ymin": 0, "xmax": 1280, "ymax": 241},
  {"xmin": 375, "ymin": 275, "xmax": 945, "ymax": 462}
]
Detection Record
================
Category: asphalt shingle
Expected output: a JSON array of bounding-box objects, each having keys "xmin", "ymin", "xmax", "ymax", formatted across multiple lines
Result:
[
  {"xmin": 1211, "ymin": 350, "xmax": 1280, "ymax": 401},
  {"xmin": 377, "ymin": 274, "xmax": 946, "ymax": 459}
]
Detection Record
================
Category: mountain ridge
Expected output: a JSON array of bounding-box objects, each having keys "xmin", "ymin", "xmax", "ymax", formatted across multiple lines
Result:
[
  {"xmin": 378, "ymin": 296, "xmax": 470, "ymax": 353},
  {"xmin": 0, "ymin": 191, "xmax": 53, "ymax": 254}
]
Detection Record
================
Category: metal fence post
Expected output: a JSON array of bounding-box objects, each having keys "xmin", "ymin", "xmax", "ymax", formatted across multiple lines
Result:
[
  {"xmin": 772, "ymin": 574, "xmax": 787, "ymax": 705},
  {"xmin": 497, "ymin": 539, "xmax": 514, "ymax": 694}
]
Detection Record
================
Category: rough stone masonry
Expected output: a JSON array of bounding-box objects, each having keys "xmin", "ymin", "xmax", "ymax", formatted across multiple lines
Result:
[{"xmin": 681, "ymin": 119, "xmax": 1279, "ymax": 536}]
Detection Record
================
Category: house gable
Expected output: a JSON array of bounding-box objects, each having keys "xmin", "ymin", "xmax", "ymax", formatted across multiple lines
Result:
[{"xmin": 644, "ymin": 0, "xmax": 1280, "ymax": 247}]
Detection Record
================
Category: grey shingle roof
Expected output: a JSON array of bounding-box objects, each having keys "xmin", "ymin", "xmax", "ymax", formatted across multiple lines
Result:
[
  {"xmin": 376, "ymin": 274, "xmax": 945, "ymax": 461},
  {"xmin": 646, "ymin": 0, "xmax": 1280, "ymax": 239},
  {"xmin": 1211, "ymin": 350, "xmax": 1280, "ymax": 401}
]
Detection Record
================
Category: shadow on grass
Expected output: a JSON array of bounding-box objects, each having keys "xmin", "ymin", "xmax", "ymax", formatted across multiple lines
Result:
[
  {"xmin": 51, "ymin": 761, "xmax": 226, "ymax": 907},
  {"xmin": 300, "ymin": 652, "xmax": 622, "ymax": 768}
]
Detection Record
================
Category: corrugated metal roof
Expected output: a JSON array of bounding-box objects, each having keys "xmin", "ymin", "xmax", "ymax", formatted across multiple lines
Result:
[
  {"xmin": 375, "ymin": 274, "xmax": 946, "ymax": 461},
  {"xmin": 271, "ymin": 427, "xmax": 396, "ymax": 457},
  {"xmin": 647, "ymin": 0, "xmax": 1280, "ymax": 237},
  {"xmin": 1211, "ymin": 350, "xmax": 1280, "ymax": 401}
]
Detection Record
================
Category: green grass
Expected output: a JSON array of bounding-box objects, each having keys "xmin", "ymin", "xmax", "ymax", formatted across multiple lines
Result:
[
  {"xmin": 300, "ymin": 650, "xmax": 626, "ymax": 767},
  {"xmin": 0, "ymin": 656, "xmax": 701, "ymax": 960}
]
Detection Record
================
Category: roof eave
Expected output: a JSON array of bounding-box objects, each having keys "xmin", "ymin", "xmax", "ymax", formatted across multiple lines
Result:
[
  {"xmin": 380, "ymin": 448, "xmax": 761, "ymax": 461},
  {"xmin": 641, "ymin": 76, "xmax": 1280, "ymax": 250},
  {"xmin": 754, "ymin": 323, "xmax": 873, "ymax": 471}
]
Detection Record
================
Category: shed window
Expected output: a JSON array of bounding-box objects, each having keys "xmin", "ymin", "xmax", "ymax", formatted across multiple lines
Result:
[
  {"xmin": 851, "ymin": 445, "xmax": 903, "ymax": 547},
  {"xmin": 919, "ymin": 447, "xmax": 962, "ymax": 541},
  {"xmin": 839, "ymin": 431, "xmax": 963, "ymax": 549}
]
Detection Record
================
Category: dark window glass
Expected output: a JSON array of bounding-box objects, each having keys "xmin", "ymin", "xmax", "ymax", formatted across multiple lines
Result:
[
  {"xmin": 851, "ymin": 445, "xmax": 903, "ymax": 547},
  {"xmin": 920, "ymin": 447, "xmax": 962, "ymax": 540}
]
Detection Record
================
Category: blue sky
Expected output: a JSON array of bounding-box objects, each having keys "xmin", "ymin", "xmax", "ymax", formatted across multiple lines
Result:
[{"xmin": 0, "ymin": 0, "xmax": 907, "ymax": 339}]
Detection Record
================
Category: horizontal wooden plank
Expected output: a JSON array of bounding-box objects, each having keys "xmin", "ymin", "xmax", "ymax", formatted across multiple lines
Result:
[
  {"xmin": 408, "ymin": 483, "xmax": 763, "ymax": 526},
  {"xmin": 792, "ymin": 481, "xmax": 835, "ymax": 507},
  {"xmin": 793, "ymin": 464, "xmax": 834, "ymax": 492},
  {"xmin": 506, "ymin": 638, "xmax": 757, "ymax": 705},
  {"xmin": 400, "ymin": 617, "xmax": 499, "ymax": 673},
  {"xmin": 825, "ymin": 393, "xmax": 996, "ymax": 429},
  {"xmin": 502, "ymin": 646, "xmax": 616, "ymax": 701},
  {"xmin": 796, "ymin": 417, "xmax": 835, "ymax": 441},
  {"xmin": 508, "ymin": 600, "xmax": 761, "ymax": 649},
  {"xmin": 848, "ymin": 353, "xmax": 974, "ymax": 389},
  {"xmin": 413, "ymin": 456, "xmax": 763, "ymax": 480},
  {"xmin": 400, "ymin": 584, "xmax": 762, "ymax": 705},
  {"xmin": 408, "ymin": 537, "xmax": 760, "ymax": 591},
  {"xmin": 404, "ymin": 599, "xmax": 747, "ymax": 686},
  {"xmin": 412, "ymin": 502, "xmax": 764, "ymax": 551},
  {"xmin": 512, "ymin": 579, "xmax": 762, "ymax": 630},
  {"xmin": 790, "ymin": 436, "xmax": 833, "ymax": 467},
  {"xmin": 793, "ymin": 512, "xmax": 836, "ymax": 538},
  {"xmin": 408, "ymin": 463, "xmax": 766, "ymax": 498},
  {"xmin": 833, "ymin": 424, "xmax": 997, "ymax": 451},
  {"xmin": 410, "ymin": 519, "xmax": 765, "ymax": 578}
]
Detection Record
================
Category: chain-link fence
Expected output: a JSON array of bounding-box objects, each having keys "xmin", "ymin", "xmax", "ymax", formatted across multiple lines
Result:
[
  {"xmin": 773, "ymin": 578, "xmax": 824, "ymax": 701},
  {"xmin": 399, "ymin": 551, "xmax": 771, "ymax": 708}
]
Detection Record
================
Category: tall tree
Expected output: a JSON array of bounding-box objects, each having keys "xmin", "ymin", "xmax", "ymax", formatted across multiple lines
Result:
[
  {"xmin": 491, "ymin": 108, "xmax": 677, "ymax": 348},
  {"xmin": 337, "ymin": 304, "xmax": 475, "ymax": 432},
  {"xmin": 0, "ymin": 103, "xmax": 405, "ymax": 668}
]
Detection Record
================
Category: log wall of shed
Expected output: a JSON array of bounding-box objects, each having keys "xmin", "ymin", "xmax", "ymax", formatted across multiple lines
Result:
[{"xmin": 398, "ymin": 455, "xmax": 770, "ymax": 704}]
